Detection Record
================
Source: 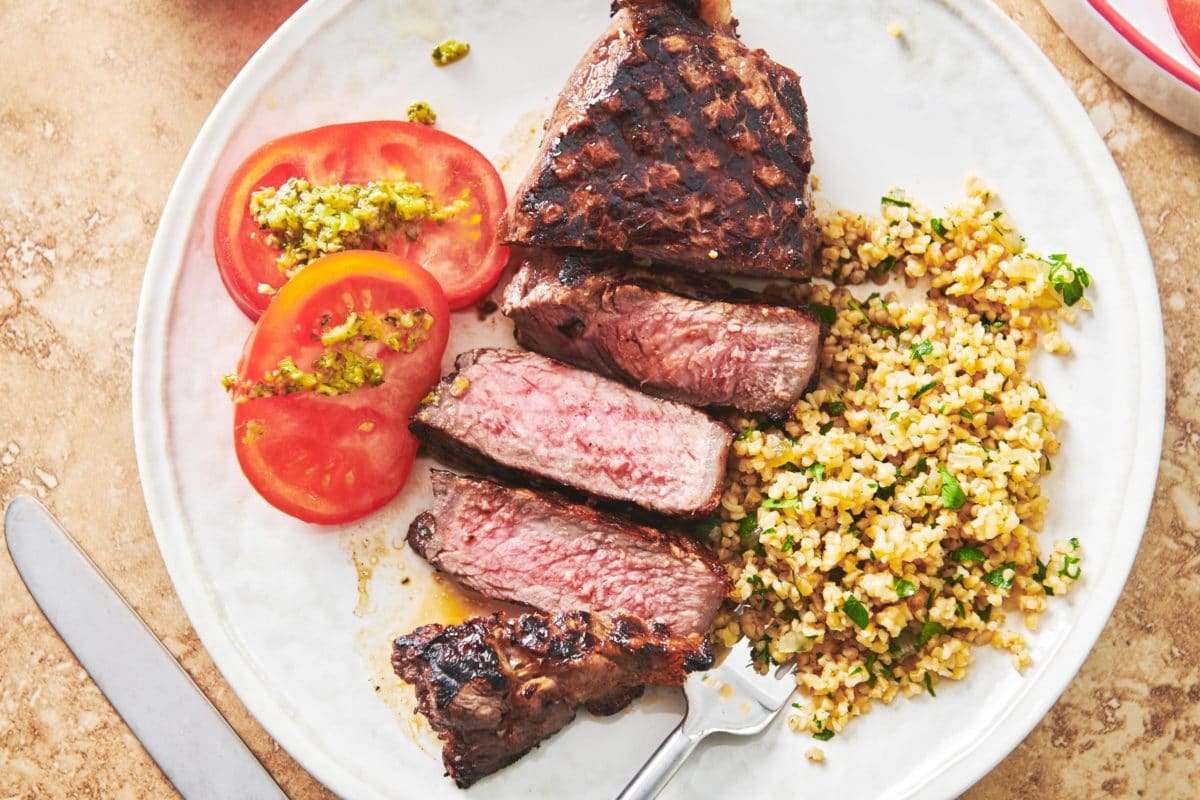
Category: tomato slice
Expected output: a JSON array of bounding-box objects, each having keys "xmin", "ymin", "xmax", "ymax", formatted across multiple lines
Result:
[
  {"xmin": 231, "ymin": 250, "xmax": 450, "ymax": 524},
  {"xmin": 215, "ymin": 121, "xmax": 508, "ymax": 319}
]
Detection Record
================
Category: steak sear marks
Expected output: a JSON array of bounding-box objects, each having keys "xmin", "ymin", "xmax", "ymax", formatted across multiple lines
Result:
[
  {"xmin": 392, "ymin": 610, "xmax": 713, "ymax": 787},
  {"xmin": 498, "ymin": 0, "xmax": 818, "ymax": 277}
]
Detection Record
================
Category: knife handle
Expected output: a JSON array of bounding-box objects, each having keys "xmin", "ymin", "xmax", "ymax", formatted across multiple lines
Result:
[{"xmin": 615, "ymin": 720, "xmax": 703, "ymax": 800}]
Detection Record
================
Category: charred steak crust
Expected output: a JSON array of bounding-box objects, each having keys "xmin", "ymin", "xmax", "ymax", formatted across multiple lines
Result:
[
  {"xmin": 407, "ymin": 511, "xmax": 438, "ymax": 554},
  {"xmin": 499, "ymin": 0, "xmax": 818, "ymax": 277},
  {"xmin": 503, "ymin": 249, "xmax": 827, "ymax": 416},
  {"xmin": 410, "ymin": 348, "xmax": 733, "ymax": 517},
  {"xmin": 392, "ymin": 610, "xmax": 713, "ymax": 787},
  {"xmin": 541, "ymin": 248, "xmax": 800, "ymax": 306},
  {"xmin": 408, "ymin": 470, "xmax": 731, "ymax": 635}
]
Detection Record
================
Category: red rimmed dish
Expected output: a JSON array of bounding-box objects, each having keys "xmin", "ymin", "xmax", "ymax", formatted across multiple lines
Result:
[{"xmin": 1042, "ymin": 0, "xmax": 1200, "ymax": 133}]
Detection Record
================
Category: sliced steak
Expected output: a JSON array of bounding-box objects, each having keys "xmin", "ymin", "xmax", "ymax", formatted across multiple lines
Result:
[
  {"xmin": 410, "ymin": 471, "xmax": 731, "ymax": 635},
  {"xmin": 392, "ymin": 610, "xmax": 713, "ymax": 787},
  {"xmin": 410, "ymin": 349, "xmax": 732, "ymax": 517},
  {"xmin": 498, "ymin": 0, "xmax": 818, "ymax": 278},
  {"xmin": 503, "ymin": 250, "xmax": 826, "ymax": 416}
]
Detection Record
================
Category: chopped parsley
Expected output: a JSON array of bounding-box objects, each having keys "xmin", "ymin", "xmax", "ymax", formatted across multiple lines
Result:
[
  {"xmin": 750, "ymin": 644, "xmax": 774, "ymax": 666},
  {"xmin": 930, "ymin": 217, "xmax": 949, "ymax": 237},
  {"xmin": 924, "ymin": 672, "xmax": 937, "ymax": 697},
  {"xmin": 983, "ymin": 562, "xmax": 1017, "ymax": 589},
  {"xmin": 761, "ymin": 496, "xmax": 801, "ymax": 510},
  {"xmin": 911, "ymin": 339, "xmax": 933, "ymax": 361},
  {"xmin": 738, "ymin": 516, "xmax": 757, "ymax": 540},
  {"xmin": 807, "ymin": 303, "xmax": 838, "ymax": 324},
  {"xmin": 781, "ymin": 535, "xmax": 796, "ymax": 553},
  {"xmin": 1046, "ymin": 253, "xmax": 1091, "ymax": 306},
  {"xmin": 808, "ymin": 463, "xmax": 827, "ymax": 481},
  {"xmin": 870, "ymin": 254, "xmax": 897, "ymax": 277},
  {"xmin": 847, "ymin": 297, "xmax": 906, "ymax": 337},
  {"xmin": 822, "ymin": 400, "xmax": 846, "ymax": 416},
  {"xmin": 813, "ymin": 728, "xmax": 835, "ymax": 741},
  {"xmin": 818, "ymin": 421, "xmax": 835, "ymax": 435},
  {"xmin": 919, "ymin": 619, "xmax": 946, "ymax": 648},
  {"xmin": 875, "ymin": 483, "xmax": 897, "ymax": 501},
  {"xmin": 983, "ymin": 391, "xmax": 997, "ymax": 403},
  {"xmin": 951, "ymin": 546, "xmax": 986, "ymax": 563},
  {"xmin": 842, "ymin": 595, "xmax": 870, "ymax": 629},
  {"xmin": 745, "ymin": 574, "xmax": 770, "ymax": 597},
  {"xmin": 1059, "ymin": 555, "xmax": 1082, "ymax": 580},
  {"xmin": 981, "ymin": 317, "xmax": 1007, "ymax": 332},
  {"xmin": 959, "ymin": 408, "xmax": 975, "ymax": 420},
  {"xmin": 1033, "ymin": 558, "xmax": 1052, "ymax": 595},
  {"xmin": 912, "ymin": 380, "xmax": 938, "ymax": 400},
  {"xmin": 939, "ymin": 467, "xmax": 967, "ymax": 510},
  {"xmin": 894, "ymin": 578, "xmax": 917, "ymax": 599}
]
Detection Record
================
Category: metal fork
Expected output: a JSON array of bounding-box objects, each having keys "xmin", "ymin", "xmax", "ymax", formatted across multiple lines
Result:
[{"xmin": 616, "ymin": 639, "xmax": 797, "ymax": 799}]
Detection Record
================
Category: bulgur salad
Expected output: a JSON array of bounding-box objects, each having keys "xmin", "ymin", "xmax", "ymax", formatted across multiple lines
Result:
[{"xmin": 707, "ymin": 177, "xmax": 1092, "ymax": 743}]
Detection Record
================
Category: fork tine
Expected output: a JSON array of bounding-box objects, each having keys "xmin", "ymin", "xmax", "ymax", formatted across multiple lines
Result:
[
  {"xmin": 716, "ymin": 640, "xmax": 798, "ymax": 707},
  {"xmin": 619, "ymin": 639, "xmax": 798, "ymax": 798}
]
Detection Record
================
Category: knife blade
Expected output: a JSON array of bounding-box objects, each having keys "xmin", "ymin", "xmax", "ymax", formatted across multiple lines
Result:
[{"xmin": 4, "ymin": 495, "xmax": 288, "ymax": 800}]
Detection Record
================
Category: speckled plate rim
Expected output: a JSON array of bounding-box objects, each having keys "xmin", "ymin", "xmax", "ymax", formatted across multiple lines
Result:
[{"xmin": 131, "ymin": 2, "xmax": 1167, "ymax": 799}]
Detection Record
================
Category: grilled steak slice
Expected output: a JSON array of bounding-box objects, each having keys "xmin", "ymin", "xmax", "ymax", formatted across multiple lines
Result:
[
  {"xmin": 410, "ymin": 349, "xmax": 732, "ymax": 517},
  {"xmin": 410, "ymin": 471, "xmax": 731, "ymax": 635},
  {"xmin": 503, "ymin": 250, "xmax": 826, "ymax": 416},
  {"xmin": 498, "ymin": 0, "xmax": 818, "ymax": 277},
  {"xmin": 392, "ymin": 610, "xmax": 713, "ymax": 787}
]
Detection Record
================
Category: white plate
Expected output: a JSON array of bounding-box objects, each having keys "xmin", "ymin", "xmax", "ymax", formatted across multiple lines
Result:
[{"xmin": 132, "ymin": 1, "xmax": 1166, "ymax": 798}]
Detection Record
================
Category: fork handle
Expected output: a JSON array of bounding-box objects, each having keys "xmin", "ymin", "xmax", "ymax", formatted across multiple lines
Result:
[{"xmin": 615, "ymin": 721, "xmax": 703, "ymax": 800}]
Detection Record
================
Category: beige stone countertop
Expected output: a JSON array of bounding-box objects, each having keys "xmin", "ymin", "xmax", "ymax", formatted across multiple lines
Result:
[{"xmin": 1, "ymin": 1, "xmax": 1197, "ymax": 797}]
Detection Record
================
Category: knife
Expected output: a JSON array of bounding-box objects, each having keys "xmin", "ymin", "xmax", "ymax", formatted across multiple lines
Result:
[{"xmin": 4, "ymin": 495, "xmax": 288, "ymax": 800}]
